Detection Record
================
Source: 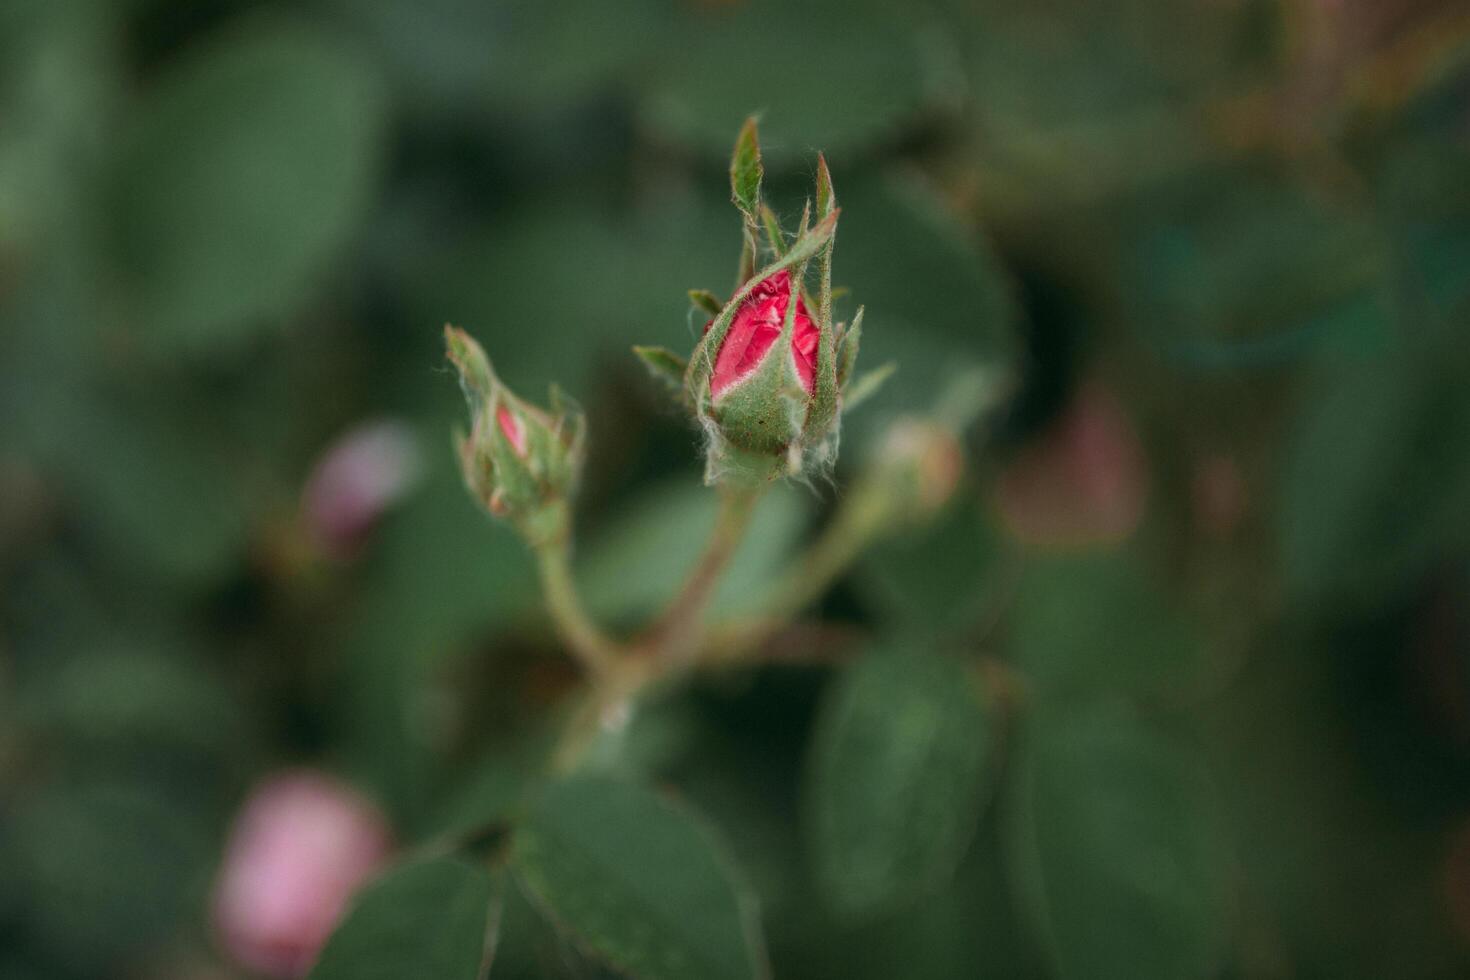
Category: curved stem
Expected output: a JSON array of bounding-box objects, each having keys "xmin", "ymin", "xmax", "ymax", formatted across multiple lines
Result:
[
  {"xmin": 535, "ymin": 542, "xmax": 622, "ymax": 681},
  {"xmin": 647, "ymin": 483, "xmax": 763, "ymax": 662},
  {"xmin": 701, "ymin": 477, "xmax": 896, "ymax": 666}
]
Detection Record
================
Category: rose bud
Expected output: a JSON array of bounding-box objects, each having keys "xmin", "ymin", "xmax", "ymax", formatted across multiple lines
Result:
[
  {"xmin": 299, "ymin": 419, "xmax": 423, "ymax": 560},
  {"xmin": 631, "ymin": 120, "xmax": 890, "ymax": 485},
  {"xmin": 868, "ymin": 418, "xmax": 966, "ymax": 525},
  {"xmin": 445, "ymin": 325, "xmax": 586, "ymax": 544},
  {"xmin": 212, "ymin": 770, "xmax": 392, "ymax": 978}
]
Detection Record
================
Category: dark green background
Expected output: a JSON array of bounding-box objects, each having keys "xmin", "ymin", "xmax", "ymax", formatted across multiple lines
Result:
[{"xmin": 3, "ymin": 0, "xmax": 1470, "ymax": 977}]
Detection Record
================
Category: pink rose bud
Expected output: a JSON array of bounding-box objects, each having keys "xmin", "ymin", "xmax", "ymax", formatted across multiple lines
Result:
[
  {"xmin": 300, "ymin": 420, "xmax": 423, "ymax": 560},
  {"xmin": 708, "ymin": 270, "xmax": 819, "ymax": 401},
  {"xmin": 212, "ymin": 771, "xmax": 392, "ymax": 978},
  {"xmin": 994, "ymin": 382, "xmax": 1147, "ymax": 549},
  {"xmin": 496, "ymin": 404, "xmax": 527, "ymax": 456},
  {"xmin": 657, "ymin": 120, "xmax": 858, "ymax": 485}
]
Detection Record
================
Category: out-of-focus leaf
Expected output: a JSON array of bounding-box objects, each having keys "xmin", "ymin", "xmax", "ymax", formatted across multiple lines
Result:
[
  {"xmin": 335, "ymin": 451, "xmax": 536, "ymax": 824},
  {"xmin": 512, "ymin": 775, "xmax": 768, "ymax": 980},
  {"xmin": 425, "ymin": 733, "xmax": 551, "ymax": 841},
  {"xmin": 856, "ymin": 496, "xmax": 1003, "ymax": 634},
  {"xmin": 310, "ymin": 857, "xmax": 497, "ymax": 980},
  {"xmin": 806, "ymin": 647, "xmax": 993, "ymax": 919},
  {"xmin": 637, "ymin": 0, "xmax": 946, "ymax": 158},
  {"xmin": 1008, "ymin": 701, "xmax": 1229, "ymax": 980},
  {"xmin": 1279, "ymin": 345, "xmax": 1470, "ymax": 611},
  {"xmin": 490, "ymin": 870, "xmax": 622, "ymax": 979},
  {"xmin": 1008, "ymin": 551, "xmax": 1199, "ymax": 696},
  {"xmin": 61, "ymin": 398, "xmax": 254, "ymax": 584},
  {"xmin": 0, "ymin": 3, "xmax": 119, "ymax": 257},
  {"xmin": 1111, "ymin": 171, "xmax": 1392, "ymax": 369},
  {"xmin": 106, "ymin": 15, "xmax": 388, "ymax": 350},
  {"xmin": 12, "ymin": 780, "xmax": 210, "ymax": 976},
  {"xmin": 20, "ymin": 648, "xmax": 251, "ymax": 771},
  {"xmin": 577, "ymin": 480, "xmax": 808, "ymax": 623},
  {"xmin": 1376, "ymin": 136, "xmax": 1470, "ymax": 329},
  {"xmin": 958, "ymin": 0, "xmax": 1242, "ymax": 202},
  {"xmin": 829, "ymin": 174, "xmax": 1018, "ymax": 440},
  {"xmin": 402, "ymin": 191, "xmax": 731, "ymax": 392}
]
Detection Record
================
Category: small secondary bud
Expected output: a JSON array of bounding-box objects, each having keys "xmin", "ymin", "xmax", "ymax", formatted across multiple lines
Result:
[
  {"xmin": 445, "ymin": 326, "xmax": 586, "ymax": 543},
  {"xmin": 871, "ymin": 419, "xmax": 965, "ymax": 524}
]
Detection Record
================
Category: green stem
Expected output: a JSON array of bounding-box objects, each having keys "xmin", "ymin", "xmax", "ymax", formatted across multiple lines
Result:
[
  {"xmin": 702, "ymin": 476, "xmax": 896, "ymax": 665},
  {"xmin": 765, "ymin": 478, "xmax": 890, "ymax": 620},
  {"xmin": 647, "ymin": 482, "xmax": 763, "ymax": 662},
  {"xmin": 535, "ymin": 542, "xmax": 622, "ymax": 681}
]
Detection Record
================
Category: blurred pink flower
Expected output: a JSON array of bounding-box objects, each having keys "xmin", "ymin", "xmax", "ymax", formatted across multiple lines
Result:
[
  {"xmin": 994, "ymin": 382, "xmax": 1148, "ymax": 549},
  {"xmin": 1192, "ymin": 453, "xmax": 1247, "ymax": 538},
  {"xmin": 300, "ymin": 420, "xmax": 423, "ymax": 559},
  {"xmin": 213, "ymin": 771, "xmax": 392, "ymax": 978}
]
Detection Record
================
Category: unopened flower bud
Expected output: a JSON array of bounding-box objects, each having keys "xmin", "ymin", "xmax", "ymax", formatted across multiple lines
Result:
[
  {"xmin": 300, "ymin": 420, "xmax": 423, "ymax": 560},
  {"xmin": 659, "ymin": 120, "xmax": 875, "ymax": 485},
  {"xmin": 869, "ymin": 418, "xmax": 966, "ymax": 525},
  {"xmin": 212, "ymin": 771, "xmax": 391, "ymax": 978},
  {"xmin": 445, "ymin": 326, "xmax": 585, "ymax": 543}
]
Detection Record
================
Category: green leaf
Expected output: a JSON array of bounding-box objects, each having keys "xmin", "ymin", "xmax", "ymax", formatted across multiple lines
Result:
[
  {"xmin": 12, "ymin": 780, "xmax": 211, "ymax": 975},
  {"xmin": 310, "ymin": 857, "xmax": 497, "ymax": 980},
  {"xmin": 729, "ymin": 116, "xmax": 762, "ymax": 219},
  {"xmin": 1109, "ymin": 169, "xmax": 1392, "ymax": 370},
  {"xmin": 1008, "ymin": 552, "xmax": 1200, "ymax": 697},
  {"xmin": 512, "ymin": 775, "xmax": 769, "ymax": 980},
  {"xmin": 631, "ymin": 345, "xmax": 689, "ymax": 396},
  {"xmin": 639, "ymin": 0, "xmax": 942, "ymax": 158},
  {"xmin": 806, "ymin": 648, "xmax": 994, "ymax": 919},
  {"xmin": 106, "ymin": 16, "xmax": 388, "ymax": 351},
  {"xmin": 841, "ymin": 360, "xmax": 895, "ymax": 415},
  {"xmin": 856, "ymin": 497, "xmax": 1003, "ymax": 635},
  {"xmin": 1008, "ymin": 702, "xmax": 1229, "ymax": 980},
  {"xmin": 1278, "ymin": 345, "xmax": 1470, "ymax": 610}
]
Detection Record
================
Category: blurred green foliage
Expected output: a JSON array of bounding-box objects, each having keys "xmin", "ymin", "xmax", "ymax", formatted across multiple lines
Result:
[{"xmin": 2, "ymin": 0, "xmax": 1470, "ymax": 978}]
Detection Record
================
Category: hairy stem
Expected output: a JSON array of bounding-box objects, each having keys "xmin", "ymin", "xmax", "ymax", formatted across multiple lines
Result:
[
  {"xmin": 701, "ymin": 477, "xmax": 896, "ymax": 665},
  {"xmin": 647, "ymin": 482, "xmax": 763, "ymax": 662},
  {"xmin": 535, "ymin": 541, "xmax": 622, "ymax": 681},
  {"xmin": 766, "ymin": 479, "xmax": 890, "ymax": 620}
]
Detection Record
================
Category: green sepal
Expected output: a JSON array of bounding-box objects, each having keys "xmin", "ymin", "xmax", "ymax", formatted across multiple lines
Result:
[
  {"xmin": 687, "ymin": 289, "xmax": 723, "ymax": 317},
  {"xmin": 632, "ymin": 345, "xmax": 690, "ymax": 399},
  {"xmin": 836, "ymin": 306, "xmax": 864, "ymax": 387},
  {"xmin": 842, "ymin": 362, "xmax": 897, "ymax": 415},
  {"xmin": 815, "ymin": 152, "xmax": 836, "ymax": 221},
  {"xmin": 729, "ymin": 116, "xmax": 763, "ymax": 221},
  {"xmin": 759, "ymin": 204, "xmax": 787, "ymax": 258},
  {"xmin": 806, "ymin": 156, "xmax": 840, "ymax": 447},
  {"xmin": 444, "ymin": 324, "xmax": 495, "ymax": 418}
]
